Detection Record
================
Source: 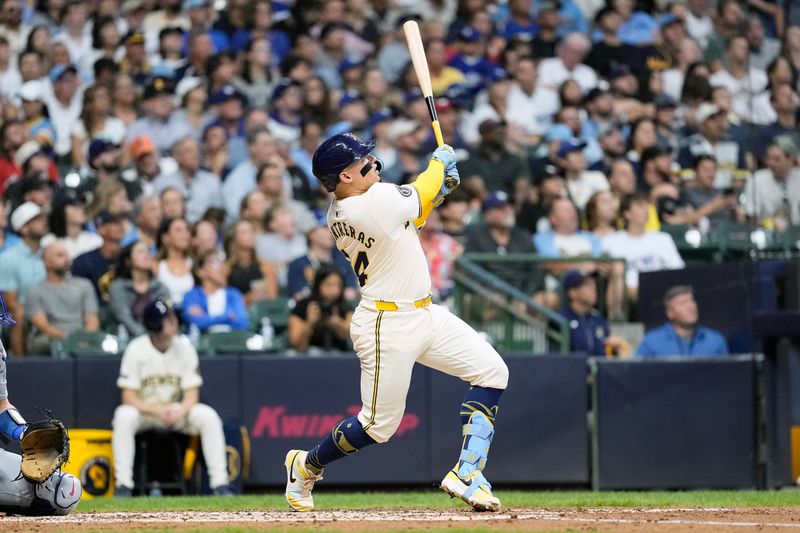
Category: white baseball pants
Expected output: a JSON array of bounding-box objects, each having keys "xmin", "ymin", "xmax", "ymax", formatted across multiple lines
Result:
[
  {"xmin": 351, "ymin": 303, "xmax": 509, "ymax": 443},
  {"xmin": 111, "ymin": 403, "xmax": 228, "ymax": 489}
]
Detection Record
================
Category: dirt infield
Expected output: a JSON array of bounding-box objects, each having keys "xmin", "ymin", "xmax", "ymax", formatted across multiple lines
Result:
[{"xmin": 4, "ymin": 507, "xmax": 800, "ymax": 532}]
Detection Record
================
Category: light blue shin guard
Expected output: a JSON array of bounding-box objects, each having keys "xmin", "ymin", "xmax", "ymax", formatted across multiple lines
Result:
[{"xmin": 456, "ymin": 411, "xmax": 494, "ymax": 479}]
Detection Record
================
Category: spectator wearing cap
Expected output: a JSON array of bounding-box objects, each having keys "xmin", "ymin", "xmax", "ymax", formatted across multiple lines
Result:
[
  {"xmin": 183, "ymin": 0, "xmax": 230, "ymax": 54},
  {"xmin": 153, "ymin": 137, "xmax": 222, "ymax": 224},
  {"xmin": 327, "ymin": 90, "xmax": 370, "ymax": 140},
  {"xmin": 19, "ymin": 80, "xmax": 56, "ymax": 148},
  {"xmin": 266, "ymin": 80, "xmax": 303, "ymax": 149},
  {"xmin": 602, "ymin": 193, "xmax": 685, "ymax": 303},
  {"xmin": 71, "ymin": 210, "xmax": 127, "ymax": 304},
  {"xmin": 127, "ymin": 77, "xmax": 195, "ymax": 154},
  {"xmin": 379, "ymin": 118, "xmax": 425, "ymax": 185},
  {"xmin": 752, "ymin": 83, "xmax": 800, "ymax": 164},
  {"xmin": 460, "ymin": 119, "xmax": 530, "ymax": 206},
  {"xmin": 221, "ymin": 128, "xmax": 276, "ymax": 221},
  {"xmin": 7, "ymin": 173, "xmax": 54, "ymax": 215},
  {"xmin": 637, "ymin": 285, "xmax": 728, "ymax": 357},
  {"xmin": 709, "ymin": 35, "xmax": 770, "ymax": 125},
  {"xmin": 448, "ymin": 27, "xmax": 505, "ymax": 99},
  {"xmin": 677, "ymin": 102, "xmax": 746, "ymax": 187},
  {"xmin": 287, "ymin": 221, "xmax": 358, "ymax": 303},
  {"xmin": 559, "ymin": 270, "xmax": 627, "ymax": 356},
  {"xmin": 465, "ymin": 191, "xmax": 537, "ymax": 287},
  {"xmin": 538, "ymin": 33, "xmax": 597, "ymax": 94},
  {"xmin": 25, "ymin": 240, "xmax": 100, "ymax": 354},
  {"xmin": 556, "ymin": 140, "xmax": 610, "ymax": 211},
  {"xmin": 126, "ymin": 136, "xmax": 162, "ymax": 198},
  {"xmin": 505, "ymin": 56, "xmax": 560, "ymax": 144},
  {"xmin": 119, "ymin": 30, "xmax": 151, "ymax": 86},
  {"xmin": 43, "ymin": 64, "xmax": 83, "ymax": 161},
  {"xmin": 74, "ymin": 140, "xmax": 141, "ymax": 203},
  {"xmin": 205, "ymin": 84, "xmax": 248, "ymax": 167},
  {"xmin": 41, "ymin": 198, "xmax": 103, "ymax": 259},
  {"xmin": 585, "ymin": 6, "xmax": 637, "ymax": 78},
  {"xmin": 653, "ymin": 95, "xmax": 680, "ymax": 153},
  {"xmin": 71, "ymin": 84, "xmax": 127, "ymax": 170},
  {"xmin": 743, "ymin": 135, "xmax": 800, "ymax": 228},
  {"xmin": 0, "ymin": 202, "xmax": 48, "ymax": 354},
  {"xmin": 171, "ymin": 77, "xmax": 208, "ymax": 136}
]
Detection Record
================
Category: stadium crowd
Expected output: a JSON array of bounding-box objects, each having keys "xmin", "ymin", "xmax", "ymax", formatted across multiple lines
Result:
[{"xmin": 0, "ymin": 0, "xmax": 798, "ymax": 357}]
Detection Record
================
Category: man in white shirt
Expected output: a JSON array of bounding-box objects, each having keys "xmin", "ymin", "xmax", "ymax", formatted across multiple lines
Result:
[
  {"xmin": 537, "ymin": 32, "xmax": 598, "ymax": 93},
  {"xmin": 111, "ymin": 298, "xmax": 232, "ymax": 497},
  {"xmin": 44, "ymin": 65, "xmax": 84, "ymax": 159},
  {"xmin": 556, "ymin": 140, "xmax": 609, "ymax": 210},
  {"xmin": 602, "ymin": 193, "xmax": 685, "ymax": 303},
  {"xmin": 504, "ymin": 56, "xmax": 560, "ymax": 143},
  {"xmin": 743, "ymin": 135, "xmax": 800, "ymax": 227},
  {"xmin": 709, "ymin": 35, "xmax": 769, "ymax": 124}
]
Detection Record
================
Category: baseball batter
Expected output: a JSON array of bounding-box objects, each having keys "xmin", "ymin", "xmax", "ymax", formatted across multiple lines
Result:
[
  {"xmin": 284, "ymin": 134, "xmax": 509, "ymax": 512},
  {"xmin": 0, "ymin": 292, "xmax": 82, "ymax": 515},
  {"xmin": 111, "ymin": 298, "xmax": 232, "ymax": 496}
]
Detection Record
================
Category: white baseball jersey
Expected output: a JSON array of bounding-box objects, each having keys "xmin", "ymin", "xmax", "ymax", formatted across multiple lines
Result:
[
  {"xmin": 328, "ymin": 182, "xmax": 431, "ymax": 301},
  {"xmin": 116, "ymin": 334, "xmax": 203, "ymax": 405}
]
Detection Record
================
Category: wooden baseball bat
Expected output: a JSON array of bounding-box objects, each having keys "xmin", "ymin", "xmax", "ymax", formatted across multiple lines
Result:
[{"xmin": 402, "ymin": 20, "xmax": 445, "ymax": 148}]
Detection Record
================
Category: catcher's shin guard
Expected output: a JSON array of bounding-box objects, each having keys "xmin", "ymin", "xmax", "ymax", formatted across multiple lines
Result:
[{"xmin": 32, "ymin": 473, "xmax": 82, "ymax": 515}]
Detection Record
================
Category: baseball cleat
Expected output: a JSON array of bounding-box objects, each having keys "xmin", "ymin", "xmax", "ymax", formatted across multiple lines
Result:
[
  {"xmin": 440, "ymin": 468, "xmax": 501, "ymax": 512},
  {"xmin": 284, "ymin": 449, "xmax": 322, "ymax": 512}
]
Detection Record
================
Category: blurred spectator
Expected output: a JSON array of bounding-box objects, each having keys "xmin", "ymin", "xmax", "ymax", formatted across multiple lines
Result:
[
  {"xmin": 0, "ymin": 121, "xmax": 27, "ymax": 191},
  {"xmin": 460, "ymin": 119, "xmax": 530, "ymax": 206},
  {"xmin": 221, "ymin": 127, "xmax": 275, "ymax": 221},
  {"xmin": 255, "ymin": 156, "xmax": 316, "ymax": 234},
  {"xmin": 19, "ymin": 80, "xmax": 56, "ymax": 147},
  {"xmin": 126, "ymin": 136, "xmax": 162, "ymax": 198},
  {"xmin": 639, "ymin": 145, "xmax": 673, "ymax": 193},
  {"xmin": 585, "ymin": 6, "xmax": 636, "ymax": 78},
  {"xmin": 585, "ymin": 190, "xmax": 619, "ymax": 242},
  {"xmin": 606, "ymin": 158, "xmax": 637, "ymax": 200},
  {"xmin": 0, "ymin": 202, "xmax": 20, "ymax": 253},
  {"xmin": 677, "ymin": 103, "xmax": 747, "ymax": 187},
  {"xmin": 153, "ymin": 136, "xmax": 222, "ymax": 223},
  {"xmin": 534, "ymin": 196, "xmax": 602, "ymax": 260},
  {"xmin": 71, "ymin": 84, "xmax": 126, "ymax": 170},
  {"xmin": 183, "ymin": 251, "xmax": 249, "ymax": 333},
  {"xmin": 709, "ymin": 36, "xmax": 771, "ymax": 124},
  {"xmin": 637, "ymin": 285, "xmax": 729, "ymax": 357},
  {"xmin": 256, "ymin": 204, "xmax": 307, "ymax": 288},
  {"xmin": 155, "ymin": 217, "xmax": 194, "ymax": 307},
  {"xmin": 530, "ymin": 1, "xmax": 561, "ymax": 59},
  {"xmin": 26, "ymin": 241, "xmax": 99, "ymax": 354},
  {"xmin": 505, "ymin": 56, "xmax": 559, "ymax": 144},
  {"xmin": 379, "ymin": 118, "xmax": 425, "ymax": 185},
  {"xmin": 538, "ymin": 33, "xmax": 597, "ymax": 93},
  {"xmin": 44, "ymin": 64, "xmax": 83, "ymax": 164},
  {"xmin": 190, "ymin": 219, "xmax": 221, "ymax": 258},
  {"xmin": 159, "ymin": 187, "xmax": 187, "ymax": 220},
  {"xmin": 287, "ymin": 222, "xmax": 357, "ymax": 302},
  {"xmin": 224, "ymin": 219, "xmax": 278, "ymax": 304},
  {"xmin": 125, "ymin": 77, "xmax": 194, "ymax": 154},
  {"xmin": 266, "ymin": 79, "xmax": 303, "ymax": 149},
  {"xmin": 0, "ymin": 202, "xmax": 48, "ymax": 354},
  {"xmin": 517, "ymin": 168, "xmax": 567, "ymax": 235},
  {"xmin": 684, "ymin": 0, "xmax": 714, "ymax": 49},
  {"xmin": 41, "ymin": 198, "xmax": 103, "ymax": 259},
  {"xmin": 109, "ymin": 241, "xmax": 170, "ymax": 337},
  {"xmin": 602, "ymin": 193, "xmax": 685, "ymax": 302},
  {"xmin": 121, "ymin": 195, "xmax": 163, "ymax": 251},
  {"xmin": 232, "ymin": 37, "xmax": 280, "ymax": 109},
  {"xmin": 207, "ymin": 84, "xmax": 248, "ymax": 167},
  {"xmin": 71, "ymin": 210, "xmax": 126, "ymax": 305},
  {"xmin": 112, "ymin": 74, "xmax": 139, "ymax": 127},
  {"xmin": 747, "ymin": 17, "xmax": 781, "ymax": 70},
  {"xmin": 288, "ymin": 264, "xmax": 353, "ymax": 353},
  {"xmin": 556, "ymin": 139, "xmax": 609, "ymax": 210},
  {"xmin": 112, "ymin": 297, "xmax": 231, "ymax": 497},
  {"xmin": 173, "ymin": 77, "xmax": 209, "ymax": 137},
  {"xmin": 419, "ymin": 210, "xmax": 462, "ymax": 302},
  {"xmin": 743, "ymin": 135, "xmax": 800, "ymax": 229},
  {"xmin": 438, "ymin": 188, "xmax": 472, "ymax": 244},
  {"xmin": 681, "ymin": 155, "xmax": 740, "ymax": 228},
  {"xmin": 559, "ymin": 270, "xmax": 627, "ymax": 356},
  {"xmin": 752, "ymin": 82, "xmax": 800, "ymax": 164}
]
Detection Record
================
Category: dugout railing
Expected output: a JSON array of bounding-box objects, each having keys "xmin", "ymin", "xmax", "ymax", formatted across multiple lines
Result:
[{"xmin": 453, "ymin": 254, "xmax": 628, "ymax": 353}]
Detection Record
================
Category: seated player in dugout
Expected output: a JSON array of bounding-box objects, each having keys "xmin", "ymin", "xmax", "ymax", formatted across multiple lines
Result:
[{"xmin": 283, "ymin": 133, "xmax": 509, "ymax": 512}]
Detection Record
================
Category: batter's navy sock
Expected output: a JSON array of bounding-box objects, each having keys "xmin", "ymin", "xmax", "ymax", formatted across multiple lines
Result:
[
  {"xmin": 456, "ymin": 386, "xmax": 503, "ymax": 479},
  {"xmin": 460, "ymin": 386, "xmax": 503, "ymax": 425},
  {"xmin": 306, "ymin": 416, "xmax": 376, "ymax": 474}
]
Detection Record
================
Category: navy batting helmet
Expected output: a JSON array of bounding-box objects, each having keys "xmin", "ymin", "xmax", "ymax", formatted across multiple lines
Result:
[
  {"xmin": 143, "ymin": 297, "xmax": 175, "ymax": 334},
  {"xmin": 312, "ymin": 133, "xmax": 375, "ymax": 192}
]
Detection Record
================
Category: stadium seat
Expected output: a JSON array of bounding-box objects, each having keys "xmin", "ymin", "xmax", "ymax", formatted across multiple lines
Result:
[
  {"xmin": 198, "ymin": 330, "xmax": 276, "ymax": 356},
  {"xmin": 50, "ymin": 331, "xmax": 124, "ymax": 358},
  {"xmin": 249, "ymin": 297, "xmax": 293, "ymax": 334}
]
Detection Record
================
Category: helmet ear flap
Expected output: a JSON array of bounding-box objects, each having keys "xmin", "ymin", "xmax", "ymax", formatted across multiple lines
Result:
[{"xmin": 374, "ymin": 158, "xmax": 383, "ymax": 173}]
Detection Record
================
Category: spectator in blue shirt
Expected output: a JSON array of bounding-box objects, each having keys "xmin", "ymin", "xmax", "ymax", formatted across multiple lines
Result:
[
  {"xmin": 637, "ymin": 285, "xmax": 729, "ymax": 357},
  {"xmin": 183, "ymin": 250, "xmax": 249, "ymax": 332},
  {"xmin": 559, "ymin": 269, "xmax": 628, "ymax": 356}
]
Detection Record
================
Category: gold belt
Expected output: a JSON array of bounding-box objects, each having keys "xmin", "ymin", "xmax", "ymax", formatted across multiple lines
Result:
[{"xmin": 372, "ymin": 294, "xmax": 432, "ymax": 311}]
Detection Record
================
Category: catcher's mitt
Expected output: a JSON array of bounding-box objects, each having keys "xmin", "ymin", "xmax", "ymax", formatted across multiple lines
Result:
[{"xmin": 20, "ymin": 413, "xmax": 70, "ymax": 483}]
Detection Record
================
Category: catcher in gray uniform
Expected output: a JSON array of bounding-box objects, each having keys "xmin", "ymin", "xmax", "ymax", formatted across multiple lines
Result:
[{"xmin": 0, "ymin": 292, "xmax": 81, "ymax": 516}]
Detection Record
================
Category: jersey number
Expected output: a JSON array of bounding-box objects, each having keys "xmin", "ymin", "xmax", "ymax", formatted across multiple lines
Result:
[{"xmin": 341, "ymin": 249, "xmax": 370, "ymax": 288}]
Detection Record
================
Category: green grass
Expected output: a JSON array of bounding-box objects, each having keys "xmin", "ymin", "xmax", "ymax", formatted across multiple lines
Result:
[{"xmin": 76, "ymin": 489, "xmax": 800, "ymax": 513}]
